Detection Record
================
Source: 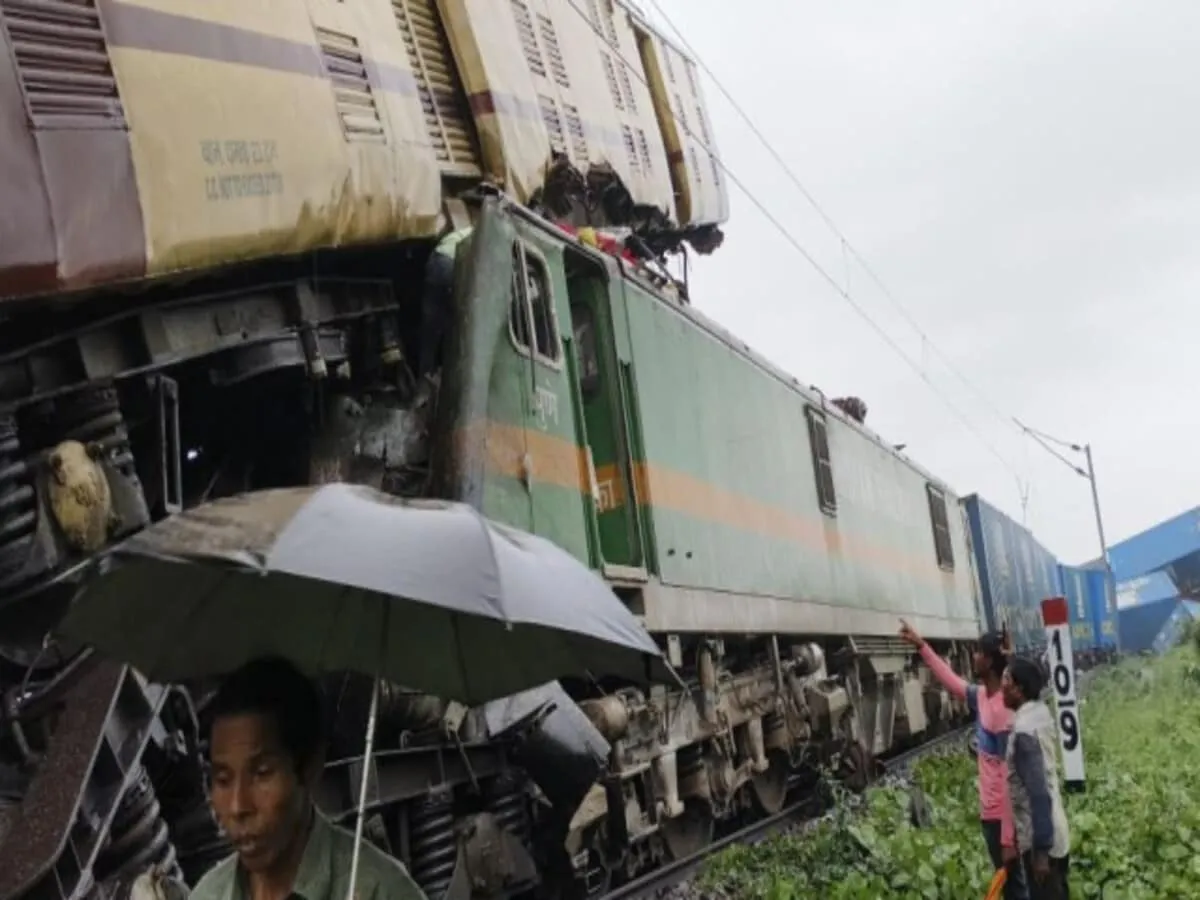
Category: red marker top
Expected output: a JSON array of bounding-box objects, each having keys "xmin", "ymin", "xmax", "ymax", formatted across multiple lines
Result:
[{"xmin": 1041, "ymin": 596, "xmax": 1069, "ymax": 627}]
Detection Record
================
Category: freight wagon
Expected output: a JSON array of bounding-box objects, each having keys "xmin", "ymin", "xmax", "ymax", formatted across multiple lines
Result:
[
  {"xmin": 1087, "ymin": 567, "xmax": 1119, "ymax": 658},
  {"xmin": 962, "ymin": 495, "xmax": 1060, "ymax": 654},
  {"xmin": 1058, "ymin": 564, "xmax": 1118, "ymax": 668},
  {"xmin": 0, "ymin": 2, "xmax": 994, "ymax": 899}
]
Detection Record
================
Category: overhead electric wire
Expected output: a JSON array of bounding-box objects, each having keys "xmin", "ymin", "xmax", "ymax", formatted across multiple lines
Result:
[
  {"xmin": 562, "ymin": 0, "xmax": 1024, "ymax": 484},
  {"xmin": 638, "ymin": 0, "xmax": 1023, "ymax": 442}
]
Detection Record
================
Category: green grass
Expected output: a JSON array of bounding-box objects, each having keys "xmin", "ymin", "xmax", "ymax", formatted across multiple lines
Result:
[{"xmin": 700, "ymin": 650, "xmax": 1200, "ymax": 899}]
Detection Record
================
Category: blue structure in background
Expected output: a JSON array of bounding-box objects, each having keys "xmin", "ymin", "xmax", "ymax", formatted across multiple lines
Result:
[
  {"xmin": 1115, "ymin": 570, "xmax": 1176, "ymax": 609},
  {"xmin": 963, "ymin": 495, "xmax": 1061, "ymax": 653},
  {"xmin": 1149, "ymin": 601, "xmax": 1200, "ymax": 655},
  {"xmin": 1119, "ymin": 597, "xmax": 1177, "ymax": 653},
  {"xmin": 1107, "ymin": 505, "xmax": 1200, "ymax": 596}
]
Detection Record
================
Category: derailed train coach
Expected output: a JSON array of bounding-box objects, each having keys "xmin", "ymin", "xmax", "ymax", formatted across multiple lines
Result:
[{"xmin": 0, "ymin": 3, "xmax": 994, "ymax": 900}]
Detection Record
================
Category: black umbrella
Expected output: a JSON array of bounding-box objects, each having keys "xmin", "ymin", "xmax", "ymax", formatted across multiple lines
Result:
[
  {"xmin": 61, "ymin": 484, "xmax": 677, "ymax": 900},
  {"xmin": 60, "ymin": 483, "xmax": 673, "ymax": 703}
]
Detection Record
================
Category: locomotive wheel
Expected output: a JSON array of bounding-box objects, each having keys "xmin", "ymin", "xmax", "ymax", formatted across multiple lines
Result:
[
  {"xmin": 750, "ymin": 751, "xmax": 790, "ymax": 815},
  {"xmin": 661, "ymin": 800, "xmax": 715, "ymax": 861}
]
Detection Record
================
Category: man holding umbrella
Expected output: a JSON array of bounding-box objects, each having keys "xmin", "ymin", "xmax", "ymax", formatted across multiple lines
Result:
[{"xmin": 189, "ymin": 657, "xmax": 427, "ymax": 900}]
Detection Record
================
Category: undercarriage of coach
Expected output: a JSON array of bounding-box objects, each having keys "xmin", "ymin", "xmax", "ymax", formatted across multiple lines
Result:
[{"xmin": 0, "ymin": 249, "xmax": 582, "ymax": 900}]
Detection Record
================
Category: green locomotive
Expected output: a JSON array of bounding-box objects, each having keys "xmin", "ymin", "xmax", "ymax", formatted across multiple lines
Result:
[{"xmin": 412, "ymin": 193, "xmax": 984, "ymax": 882}]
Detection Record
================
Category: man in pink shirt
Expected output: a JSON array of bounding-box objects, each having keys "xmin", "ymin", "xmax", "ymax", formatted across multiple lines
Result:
[{"xmin": 900, "ymin": 621, "xmax": 1029, "ymax": 900}]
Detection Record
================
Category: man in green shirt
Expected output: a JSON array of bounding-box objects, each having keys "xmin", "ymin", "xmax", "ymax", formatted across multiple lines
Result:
[{"xmin": 189, "ymin": 657, "xmax": 427, "ymax": 900}]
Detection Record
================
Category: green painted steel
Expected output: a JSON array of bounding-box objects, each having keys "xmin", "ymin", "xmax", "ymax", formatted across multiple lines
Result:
[
  {"xmin": 618, "ymin": 278, "xmax": 979, "ymax": 630},
  {"xmin": 443, "ymin": 201, "xmax": 981, "ymax": 638}
]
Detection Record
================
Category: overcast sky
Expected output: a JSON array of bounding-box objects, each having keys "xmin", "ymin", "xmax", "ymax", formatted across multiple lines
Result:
[{"xmin": 646, "ymin": 0, "xmax": 1200, "ymax": 565}]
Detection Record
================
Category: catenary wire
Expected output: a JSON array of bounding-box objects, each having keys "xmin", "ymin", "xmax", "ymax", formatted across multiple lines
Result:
[
  {"xmin": 562, "ymin": 0, "xmax": 1025, "ymax": 484},
  {"xmin": 638, "ymin": 0, "xmax": 1024, "ymax": 440}
]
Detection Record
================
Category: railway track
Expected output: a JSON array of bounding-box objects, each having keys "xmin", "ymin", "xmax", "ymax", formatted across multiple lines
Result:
[{"xmin": 600, "ymin": 726, "xmax": 973, "ymax": 900}]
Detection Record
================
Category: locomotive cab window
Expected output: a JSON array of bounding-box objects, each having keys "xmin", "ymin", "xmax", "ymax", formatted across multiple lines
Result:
[
  {"xmin": 805, "ymin": 405, "xmax": 836, "ymax": 516},
  {"xmin": 926, "ymin": 484, "xmax": 954, "ymax": 570},
  {"xmin": 509, "ymin": 243, "xmax": 562, "ymax": 367}
]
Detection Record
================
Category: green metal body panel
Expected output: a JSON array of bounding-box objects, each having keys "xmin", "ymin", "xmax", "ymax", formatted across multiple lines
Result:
[
  {"xmin": 437, "ymin": 200, "xmax": 981, "ymax": 640},
  {"xmin": 619, "ymin": 282, "xmax": 979, "ymax": 632}
]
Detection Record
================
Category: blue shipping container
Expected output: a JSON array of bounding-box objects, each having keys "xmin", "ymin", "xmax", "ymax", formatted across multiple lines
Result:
[
  {"xmin": 963, "ymin": 495, "xmax": 1061, "ymax": 653},
  {"xmin": 1115, "ymin": 570, "xmax": 1176, "ymax": 609},
  {"xmin": 1108, "ymin": 505, "xmax": 1200, "ymax": 583},
  {"xmin": 1058, "ymin": 564, "xmax": 1097, "ymax": 653},
  {"xmin": 1150, "ymin": 600, "xmax": 1200, "ymax": 654},
  {"xmin": 1118, "ymin": 596, "xmax": 1181, "ymax": 653},
  {"xmin": 1166, "ymin": 553, "xmax": 1200, "ymax": 598},
  {"xmin": 1087, "ymin": 568, "xmax": 1119, "ymax": 651}
]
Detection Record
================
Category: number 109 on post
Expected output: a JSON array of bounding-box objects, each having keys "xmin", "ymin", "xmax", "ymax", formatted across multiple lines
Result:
[{"xmin": 1041, "ymin": 595, "xmax": 1086, "ymax": 792}]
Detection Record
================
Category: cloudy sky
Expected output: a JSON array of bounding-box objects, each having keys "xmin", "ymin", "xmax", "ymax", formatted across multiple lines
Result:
[{"xmin": 645, "ymin": 0, "xmax": 1200, "ymax": 565}]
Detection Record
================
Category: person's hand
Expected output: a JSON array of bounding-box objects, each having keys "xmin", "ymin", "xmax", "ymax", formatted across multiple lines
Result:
[
  {"xmin": 1031, "ymin": 851, "xmax": 1050, "ymax": 882},
  {"xmin": 1001, "ymin": 844, "xmax": 1019, "ymax": 867},
  {"xmin": 899, "ymin": 619, "xmax": 924, "ymax": 648}
]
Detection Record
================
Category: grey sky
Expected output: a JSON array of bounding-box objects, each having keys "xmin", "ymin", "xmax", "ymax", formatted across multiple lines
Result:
[{"xmin": 648, "ymin": 0, "xmax": 1200, "ymax": 564}]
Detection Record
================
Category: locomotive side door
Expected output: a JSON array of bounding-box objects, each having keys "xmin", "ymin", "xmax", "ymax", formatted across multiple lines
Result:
[{"xmin": 563, "ymin": 251, "xmax": 647, "ymax": 578}]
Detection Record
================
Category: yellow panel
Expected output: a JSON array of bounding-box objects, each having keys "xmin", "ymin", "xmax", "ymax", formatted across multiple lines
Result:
[
  {"xmin": 107, "ymin": 0, "xmax": 443, "ymax": 276},
  {"xmin": 625, "ymin": 4, "xmax": 730, "ymax": 228},
  {"xmin": 582, "ymin": 0, "xmax": 675, "ymax": 214},
  {"xmin": 0, "ymin": 0, "xmax": 729, "ymax": 302},
  {"xmin": 439, "ymin": 0, "xmax": 673, "ymax": 216}
]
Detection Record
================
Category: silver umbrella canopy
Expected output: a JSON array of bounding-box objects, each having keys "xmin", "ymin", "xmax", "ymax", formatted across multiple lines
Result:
[{"xmin": 59, "ymin": 483, "xmax": 673, "ymax": 703}]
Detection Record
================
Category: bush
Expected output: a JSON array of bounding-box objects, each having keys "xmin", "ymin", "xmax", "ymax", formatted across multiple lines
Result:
[{"xmin": 700, "ymin": 651, "xmax": 1200, "ymax": 899}]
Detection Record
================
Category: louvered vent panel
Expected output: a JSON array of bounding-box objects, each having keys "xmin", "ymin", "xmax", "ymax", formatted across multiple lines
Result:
[
  {"xmin": 601, "ymin": 53, "xmax": 623, "ymax": 109},
  {"xmin": 316, "ymin": 27, "xmax": 385, "ymax": 143},
  {"xmin": 511, "ymin": 0, "xmax": 545, "ymax": 77},
  {"xmin": 695, "ymin": 104, "xmax": 710, "ymax": 146},
  {"xmin": 0, "ymin": 0, "xmax": 125, "ymax": 129},
  {"xmin": 536, "ymin": 13, "xmax": 569, "ymax": 89},
  {"xmin": 674, "ymin": 93, "xmax": 689, "ymax": 132},
  {"xmin": 563, "ymin": 102, "xmax": 587, "ymax": 163},
  {"xmin": 621, "ymin": 125, "xmax": 638, "ymax": 173},
  {"xmin": 618, "ymin": 63, "xmax": 637, "ymax": 113},
  {"xmin": 636, "ymin": 128, "xmax": 653, "ymax": 172},
  {"xmin": 392, "ymin": 0, "xmax": 480, "ymax": 176},
  {"xmin": 539, "ymin": 94, "xmax": 565, "ymax": 154},
  {"xmin": 599, "ymin": 0, "xmax": 618, "ymax": 46}
]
